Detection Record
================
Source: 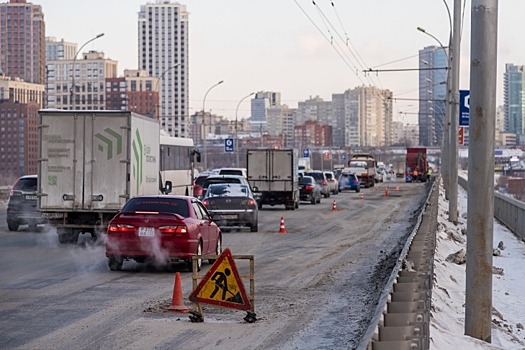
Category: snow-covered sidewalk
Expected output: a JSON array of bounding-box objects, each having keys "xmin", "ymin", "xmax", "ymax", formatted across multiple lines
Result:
[{"xmin": 431, "ymin": 181, "xmax": 525, "ymax": 349}]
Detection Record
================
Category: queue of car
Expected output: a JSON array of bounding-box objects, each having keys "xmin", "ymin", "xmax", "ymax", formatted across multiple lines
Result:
[{"xmin": 5, "ymin": 165, "xmax": 368, "ymax": 272}]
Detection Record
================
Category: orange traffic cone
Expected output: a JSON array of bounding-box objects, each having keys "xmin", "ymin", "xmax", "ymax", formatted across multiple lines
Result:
[
  {"xmin": 360, "ymin": 192, "xmax": 364, "ymax": 200},
  {"xmin": 167, "ymin": 272, "xmax": 190, "ymax": 312},
  {"xmin": 279, "ymin": 216, "xmax": 287, "ymax": 234},
  {"xmin": 384, "ymin": 188, "xmax": 389, "ymax": 197},
  {"xmin": 396, "ymin": 186, "xmax": 400, "ymax": 192},
  {"xmin": 332, "ymin": 200, "xmax": 337, "ymax": 212}
]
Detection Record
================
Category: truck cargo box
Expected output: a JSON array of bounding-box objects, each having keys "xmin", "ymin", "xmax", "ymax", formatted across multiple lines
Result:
[{"xmin": 38, "ymin": 110, "xmax": 160, "ymax": 213}]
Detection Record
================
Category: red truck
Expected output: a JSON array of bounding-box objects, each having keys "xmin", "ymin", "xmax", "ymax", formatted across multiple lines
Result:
[{"xmin": 405, "ymin": 147, "xmax": 428, "ymax": 182}]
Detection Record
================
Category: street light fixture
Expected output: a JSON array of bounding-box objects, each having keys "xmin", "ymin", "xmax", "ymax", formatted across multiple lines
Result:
[
  {"xmin": 70, "ymin": 33, "xmax": 104, "ymax": 110},
  {"xmin": 235, "ymin": 92, "xmax": 255, "ymax": 167},
  {"xmin": 202, "ymin": 80, "xmax": 224, "ymax": 170},
  {"xmin": 154, "ymin": 63, "xmax": 181, "ymax": 119}
]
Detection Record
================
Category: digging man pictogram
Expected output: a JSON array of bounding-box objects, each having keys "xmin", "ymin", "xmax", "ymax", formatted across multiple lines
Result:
[{"xmin": 210, "ymin": 268, "xmax": 231, "ymax": 300}]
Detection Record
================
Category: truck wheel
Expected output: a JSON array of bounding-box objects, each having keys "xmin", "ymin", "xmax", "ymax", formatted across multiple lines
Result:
[
  {"xmin": 108, "ymin": 256, "xmax": 123, "ymax": 271},
  {"xmin": 7, "ymin": 221, "xmax": 19, "ymax": 232},
  {"xmin": 250, "ymin": 224, "xmax": 258, "ymax": 232}
]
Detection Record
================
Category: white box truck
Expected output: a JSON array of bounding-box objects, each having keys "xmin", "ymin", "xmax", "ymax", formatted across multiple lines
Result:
[
  {"xmin": 246, "ymin": 149, "xmax": 300, "ymax": 210},
  {"xmin": 38, "ymin": 110, "xmax": 164, "ymax": 243}
]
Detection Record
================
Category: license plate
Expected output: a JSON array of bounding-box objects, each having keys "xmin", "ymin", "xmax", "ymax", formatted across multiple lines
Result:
[
  {"xmin": 222, "ymin": 215, "xmax": 237, "ymax": 219},
  {"xmin": 138, "ymin": 227, "xmax": 155, "ymax": 237},
  {"xmin": 25, "ymin": 195, "xmax": 37, "ymax": 200}
]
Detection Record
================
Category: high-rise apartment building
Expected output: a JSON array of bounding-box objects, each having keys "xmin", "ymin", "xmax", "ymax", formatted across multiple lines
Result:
[
  {"xmin": 504, "ymin": 64, "xmax": 525, "ymax": 143},
  {"xmin": 0, "ymin": 0, "xmax": 45, "ymax": 84},
  {"xmin": 105, "ymin": 69, "xmax": 159, "ymax": 118},
  {"xmin": 138, "ymin": 1, "xmax": 188, "ymax": 137},
  {"xmin": 250, "ymin": 91, "xmax": 281, "ymax": 133},
  {"xmin": 0, "ymin": 74, "xmax": 45, "ymax": 185},
  {"xmin": 46, "ymin": 37, "xmax": 76, "ymax": 61},
  {"xmin": 418, "ymin": 46, "xmax": 447, "ymax": 147},
  {"xmin": 46, "ymin": 50, "xmax": 117, "ymax": 110}
]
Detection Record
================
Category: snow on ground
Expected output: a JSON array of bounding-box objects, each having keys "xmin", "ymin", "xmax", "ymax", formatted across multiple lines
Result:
[{"xmin": 431, "ymin": 181, "xmax": 525, "ymax": 349}]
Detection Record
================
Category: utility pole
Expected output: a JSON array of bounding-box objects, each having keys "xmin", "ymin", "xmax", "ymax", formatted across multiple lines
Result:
[
  {"xmin": 448, "ymin": 0, "xmax": 461, "ymax": 223},
  {"xmin": 465, "ymin": 0, "xmax": 498, "ymax": 342}
]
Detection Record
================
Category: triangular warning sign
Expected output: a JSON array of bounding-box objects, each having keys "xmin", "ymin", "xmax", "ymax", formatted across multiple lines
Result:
[{"xmin": 189, "ymin": 248, "xmax": 251, "ymax": 311}]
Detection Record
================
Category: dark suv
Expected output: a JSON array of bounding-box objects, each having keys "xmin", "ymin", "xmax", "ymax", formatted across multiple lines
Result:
[
  {"xmin": 6, "ymin": 175, "xmax": 46, "ymax": 231},
  {"xmin": 303, "ymin": 171, "xmax": 330, "ymax": 198},
  {"xmin": 198, "ymin": 175, "xmax": 251, "ymax": 200}
]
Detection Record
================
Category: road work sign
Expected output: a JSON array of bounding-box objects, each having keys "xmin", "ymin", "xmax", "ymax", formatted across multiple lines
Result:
[{"xmin": 189, "ymin": 248, "xmax": 251, "ymax": 311}]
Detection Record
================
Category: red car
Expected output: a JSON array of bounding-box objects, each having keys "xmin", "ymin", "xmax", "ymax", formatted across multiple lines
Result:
[{"xmin": 105, "ymin": 195, "xmax": 222, "ymax": 271}]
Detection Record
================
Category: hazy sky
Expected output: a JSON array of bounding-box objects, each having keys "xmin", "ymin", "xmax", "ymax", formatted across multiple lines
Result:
[{"xmin": 35, "ymin": 0, "xmax": 525, "ymax": 124}]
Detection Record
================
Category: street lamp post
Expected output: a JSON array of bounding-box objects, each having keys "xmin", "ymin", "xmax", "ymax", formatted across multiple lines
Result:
[
  {"xmin": 417, "ymin": 27, "xmax": 451, "ymax": 195},
  {"xmin": 235, "ymin": 92, "xmax": 255, "ymax": 167},
  {"xmin": 154, "ymin": 63, "xmax": 181, "ymax": 119},
  {"xmin": 202, "ymin": 80, "xmax": 224, "ymax": 170},
  {"xmin": 70, "ymin": 33, "xmax": 104, "ymax": 110}
]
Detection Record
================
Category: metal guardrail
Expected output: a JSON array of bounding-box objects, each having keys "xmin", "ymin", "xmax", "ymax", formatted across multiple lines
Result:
[
  {"xmin": 458, "ymin": 176, "xmax": 525, "ymax": 240},
  {"xmin": 361, "ymin": 177, "xmax": 439, "ymax": 350}
]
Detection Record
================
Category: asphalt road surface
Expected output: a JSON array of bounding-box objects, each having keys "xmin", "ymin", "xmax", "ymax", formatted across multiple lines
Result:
[{"xmin": 0, "ymin": 179, "xmax": 430, "ymax": 350}]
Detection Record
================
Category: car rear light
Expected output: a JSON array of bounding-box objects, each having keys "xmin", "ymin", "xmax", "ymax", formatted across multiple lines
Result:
[
  {"xmin": 322, "ymin": 179, "xmax": 328, "ymax": 186},
  {"xmin": 159, "ymin": 225, "xmax": 188, "ymax": 234},
  {"xmin": 247, "ymin": 198, "xmax": 255, "ymax": 206},
  {"xmin": 305, "ymin": 185, "xmax": 314, "ymax": 191},
  {"xmin": 108, "ymin": 224, "xmax": 135, "ymax": 233},
  {"xmin": 194, "ymin": 186, "xmax": 203, "ymax": 196}
]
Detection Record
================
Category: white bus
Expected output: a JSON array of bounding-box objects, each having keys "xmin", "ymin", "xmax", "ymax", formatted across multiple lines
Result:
[{"xmin": 160, "ymin": 133, "xmax": 199, "ymax": 195}]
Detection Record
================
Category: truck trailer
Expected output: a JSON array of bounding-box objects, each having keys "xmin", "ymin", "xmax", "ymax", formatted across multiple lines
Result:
[
  {"xmin": 405, "ymin": 147, "xmax": 428, "ymax": 182},
  {"xmin": 38, "ymin": 110, "xmax": 166, "ymax": 243},
  {"xmin": 246, "ymin": 149, "xmax": 300, "ymax": 210}
]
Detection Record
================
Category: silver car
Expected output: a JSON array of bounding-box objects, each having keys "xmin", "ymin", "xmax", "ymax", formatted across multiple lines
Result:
[{"xmin": 202, "ymin": 183, "xmax": 259, "ymax": 232}]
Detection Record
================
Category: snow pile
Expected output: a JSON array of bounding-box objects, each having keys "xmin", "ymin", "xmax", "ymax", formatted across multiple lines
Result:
[{"xmin": 430, "ymin": 182, "xmax": 525, "ymax": 349}]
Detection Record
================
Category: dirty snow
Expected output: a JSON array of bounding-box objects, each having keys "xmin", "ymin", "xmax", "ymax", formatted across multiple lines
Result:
[{"xmin": 431, "ymin": 181, "xmax": 525, "ymax": 349}]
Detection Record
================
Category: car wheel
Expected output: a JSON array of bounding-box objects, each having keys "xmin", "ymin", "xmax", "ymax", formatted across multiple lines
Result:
[
  {"xmin": 208, "ymin": 235, "xmax": 222, "ymax": 264},
  {"xmin": 356, "ymin": 188, "xmax": 361, "ymax": 193},
  {"xmin": 311, "ymin": 196, "xmax": 316, "ymax": 204},
  {"xmin": 28, "ymin": 223, "xmax": 38, "ymax": 232},
  {"xmin": 108, "ymin": 256, "xmax": 123, "ymax": 271},
  {"xmin": 7, "ymin": 220, "xmax": 19, "ymax": 232},
  {"xmin": 250, "ymin": 223, "xmax": 258, "ymax": 232},
  {"xmin": 193, "ymin": 241, "xmax": 203, "ymax": 272}
]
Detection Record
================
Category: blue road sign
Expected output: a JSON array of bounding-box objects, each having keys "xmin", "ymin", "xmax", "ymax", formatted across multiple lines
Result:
[
  {"xmin": 225, "ymin": 138, "xmax": 234, "ymax": 152},
  {"xmin": 303, "ymin": 148, "xmax": 310, "ymax": 157},
  {"xmin": 459, "ymin": 90, "xmax": 470, "ymax": 126},
  {"xmin": 342, "ymin": 154, "xmax": 346, "ymax": 160}
]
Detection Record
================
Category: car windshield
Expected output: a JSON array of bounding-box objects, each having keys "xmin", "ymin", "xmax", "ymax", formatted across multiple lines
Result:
[
  {"xmin": 219, "ymin": 169, "xmax": 244, "ymax": 176},
  {"xmin": 304, "ymin": 172, "xmax": 323, "ymax": 181},
  {"xmin": 122, "ymin": 198, "xmax": 190, "ymax": 217},
  {"xmin": 349, "ymin": 161, "xmax": 367, "ymax": 168},
  {"xmin": 13, "ymin": 178, "xmax": 37, "ymax": 191},
  {"xmin": 194, "ymin": 175, "xmax": 209, "ymax": 186},
  {"xmin": 299, "ymin": 177, "xmax": 314, "ymax": 185},
  {"xmin": 206, "ymin": 184, "xmax": 249, "ymax": 197},
  {"xmin": 204, "ymin": 178, "xmax": 242, "ymax": 188}
]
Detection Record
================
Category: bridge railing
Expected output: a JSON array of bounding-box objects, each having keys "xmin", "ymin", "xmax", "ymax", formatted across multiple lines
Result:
[{"xmin": 458, "ymin": 176, "xmax": 525, "ymax": 240}]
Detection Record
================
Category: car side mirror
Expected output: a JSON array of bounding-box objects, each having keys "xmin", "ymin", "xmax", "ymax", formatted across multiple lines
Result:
[
  {"xmin": 164, "ymin": 181, "xmax": 172, "ymax": 194},
  {"xmin": 253, "ymin": 186, "xmax": 258, "ymax": 192}
]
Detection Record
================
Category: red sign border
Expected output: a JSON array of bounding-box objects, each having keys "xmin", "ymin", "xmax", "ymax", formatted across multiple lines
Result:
[{"xmin": 189, "ymin": 248, "xmax": 252, "ymax": 311}]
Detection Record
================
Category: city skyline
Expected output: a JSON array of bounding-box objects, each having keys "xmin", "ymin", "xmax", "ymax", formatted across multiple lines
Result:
[{"xmin": 33, "ymin": 0, "xmax": 525, "ymax": 125}]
